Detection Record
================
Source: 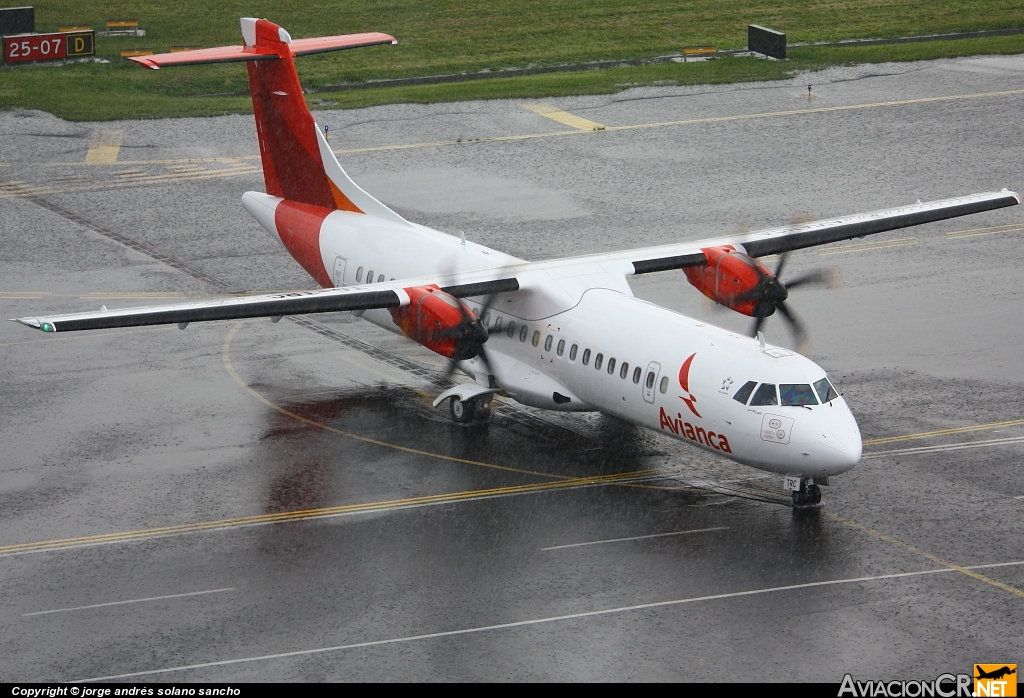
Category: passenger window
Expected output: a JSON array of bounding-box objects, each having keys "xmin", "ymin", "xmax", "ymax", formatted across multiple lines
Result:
[
  {"xmin": 378, "ymin": 274, "xmax": 385, "ymax": 283},
  {"xmin": 659, "ymin": 376, "xmax": 669, "ymax": 393},
  {"xmin": 749, "ymin": 383, "xmax": 778, "ymax": 406},
  {"xmin": 646, "ymin": 372, "xmax": 656, "ymax": 389},
  {"xmin": 632, "ymin": 366, "xmax": 642, "ymax": 383},
  {"xmin": 582, "ymin": 349, "xmax": 591, "ymax": 365},
  {"xmin": 620, "ymin": 362, "xmax": 629, "ymax": 379},
  {"xmin": 557, "ymin": 339, "xmax": 565, "ymax": 356},
  {"xmin": 814, "ymin": 377, "xmax": 839, "ymax": 403},
  {"xmin": 507, "ymin": 320, "xmax": 516, "ymax": 338},
  {"xmin": 356, "ymin": 266, "xmax": 364, "ymax": 282},
  {"xmin": 595, "ymin": 353, "xmax": 603, "ymax": 370},
  {"xmin": 780, "ymin": 384, "xmax": 818, "ymax": 406},
  {"xmin": 569, "ymin": 344, "xmax": 578, "ymax": 361},
  {"xmin": 483, "ymin": 312, "xmax": 491, "ymax": 329},
  {"xmin": 733, "ymin": 380, "xmax": 757, "ymax": 405},
  {"xmin": 544, "ymin": 335, "xmax": 553, "ymax": 351},
  {"xmin": 607, "ymin": 358, "xmax": 616, "ymax": 374},
  {"xmin": 520, "ymin": 325, "xmax": 528, "ymax": 342},
  {"xmin": 366, "ymin": 270, "xmax": 374, "ymax": 284},
  {"xmin": 494, "ymin": 316, "xmax": 503, "ymax": 332},
  {"xmin": 532, "ymin": 330, "xmax": 541, "ymax": 347}
]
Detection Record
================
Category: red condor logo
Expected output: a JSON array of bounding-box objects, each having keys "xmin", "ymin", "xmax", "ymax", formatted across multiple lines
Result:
[
  {"xmin": 658, "ymin": 352, "xmax": 732, "ymax": 453},
  {"xmin": 678, "ymin": 352, "xmax": 701, "ymax": 417}
]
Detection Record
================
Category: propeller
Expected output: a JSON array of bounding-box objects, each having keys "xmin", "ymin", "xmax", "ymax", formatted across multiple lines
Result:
[
  {"xmin": 435, "ymin": 251, "xmax": 499, "ymax": 383},
  {"xmin": 743, "ymin": 253, "xmax": 839, "ymax": 350},
  {"xmin": 437, "ymin": 292, "xmax": 496, "ymax": 382}
]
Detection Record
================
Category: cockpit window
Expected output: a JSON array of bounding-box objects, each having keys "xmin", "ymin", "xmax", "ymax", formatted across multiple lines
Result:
[
  {"xmin": 780, "ymin": 384, "xmax": 818, "ymax": 406},
  {"xmin": 733, "ymin": 380, "xmax": 757, "ymax": 404},
  {"xmin": 749, "ymin": 383, "xmax": 778, "ymax": 406},
  {"xmin": 814, "ymin": 377, "xmax": 839, "ymax": 403}
]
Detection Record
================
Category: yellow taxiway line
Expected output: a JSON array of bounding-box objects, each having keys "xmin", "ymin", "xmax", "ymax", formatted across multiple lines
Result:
[{"xmin": 7, "ymin": 87, "xmax": 1022, "ymax": 168}]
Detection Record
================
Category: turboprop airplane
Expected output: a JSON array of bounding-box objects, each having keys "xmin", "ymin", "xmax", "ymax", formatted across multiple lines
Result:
[{"xmin": 14, "ymin": 18, "xmax": 1021, "ymax": 505}]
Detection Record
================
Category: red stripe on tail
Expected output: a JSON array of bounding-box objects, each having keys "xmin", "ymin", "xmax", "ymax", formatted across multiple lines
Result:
[{"xmin": 246, "ymin": 19, "xmax": 362, "ymax": 213}]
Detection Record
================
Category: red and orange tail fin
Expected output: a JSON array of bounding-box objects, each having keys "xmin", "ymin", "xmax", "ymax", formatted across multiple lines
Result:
[{"xmin": 130, "ymin": 18, "xmax": 407, "ymax": 222}]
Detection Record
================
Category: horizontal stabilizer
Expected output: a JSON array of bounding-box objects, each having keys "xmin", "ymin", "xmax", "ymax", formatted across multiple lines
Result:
[{"xmin": 129, "ymin": 32, "xmax": 396, "ymax": 69}]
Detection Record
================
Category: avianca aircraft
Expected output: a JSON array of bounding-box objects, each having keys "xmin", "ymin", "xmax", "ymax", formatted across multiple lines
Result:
[{"xmin": 15, "ymin": 19, "xmax": 1020, "ymax": 505}]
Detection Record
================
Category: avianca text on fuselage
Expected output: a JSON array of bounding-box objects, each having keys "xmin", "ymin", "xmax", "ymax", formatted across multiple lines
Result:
[
  {"xmin": 658, "ymin": 353, "xmax": 732, "ymax": 453},
  {"xmin": 658, "ymin": 406, "xmax": 733, "ymax": 453}
]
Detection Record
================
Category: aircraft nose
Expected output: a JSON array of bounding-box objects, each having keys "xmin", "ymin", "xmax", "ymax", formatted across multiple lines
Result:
[{"xmin": 815, "ymin": 424, "xmax": 862, "ymax": 474}]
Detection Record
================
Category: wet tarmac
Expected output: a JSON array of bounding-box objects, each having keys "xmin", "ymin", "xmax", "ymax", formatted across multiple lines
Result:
[{"xmin": 1, "ymin": 54, "xmax": 1023, "ymax": 681}]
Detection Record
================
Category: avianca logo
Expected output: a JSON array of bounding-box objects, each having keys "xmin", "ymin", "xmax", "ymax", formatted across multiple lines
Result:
[
  {"xmin": 659, "ymin": 407, "xmax": 732, "ymax": 453},
  {"xmin": 678, "ymin": 352, "xmax": 701, "ymax": 417}
]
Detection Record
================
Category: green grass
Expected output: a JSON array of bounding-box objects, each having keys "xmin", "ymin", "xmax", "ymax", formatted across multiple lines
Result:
[{"xmin": 2, "ymin": 1, "xmax": 1024, "ymax": 120}]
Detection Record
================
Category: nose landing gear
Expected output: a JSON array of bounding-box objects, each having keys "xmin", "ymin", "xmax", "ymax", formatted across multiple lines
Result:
[{"xmin": 792, "ymin": 481, "xmax": 822, "ymax": 506}]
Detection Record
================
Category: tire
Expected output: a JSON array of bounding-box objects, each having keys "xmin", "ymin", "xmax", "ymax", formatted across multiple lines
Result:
[{"xmin": 450, "ymin": 397, "xmax": 473, "ymax": 423}]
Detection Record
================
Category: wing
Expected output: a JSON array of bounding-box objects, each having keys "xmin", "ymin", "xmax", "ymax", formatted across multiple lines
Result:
[
  {"xmin": 13, "ymin": 276, "xmax": 520, "ymax": 333},
  {"xmin": 560, "ymin": 190, "xmax": 1020, "ymax": 275}
]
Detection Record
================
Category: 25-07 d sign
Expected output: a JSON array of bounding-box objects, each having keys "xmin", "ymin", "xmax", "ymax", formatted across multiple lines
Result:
[{"xmin": 3, "ymin": 31, "xmax": 94, "ymax": 63}]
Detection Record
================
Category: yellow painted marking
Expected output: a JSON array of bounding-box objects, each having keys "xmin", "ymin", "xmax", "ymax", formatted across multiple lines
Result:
[
  {"xmin": 84, "ymin": 130, "xmax": 123, "ymax": 164},
  {"xmin": 828, "ymin": 512, "xmax": 1024, "ymax": 599},
  {"xmin": 222, "ymin": 321, "xmax": 562, "ymax": 480},
  {"xmin": 819, "ymin": 237, "xmax": 916, "ymax": 255},
  {"xmin": 12, "ymin": 88, "xmax": 1023, "ymax": 168},
  {"xmin": 946, "ymin": 222, "xmax": 1024, "ymax": 239},
  {"xmin": 863, "ymin": 418, "xmax": 1024, "ymax": 446},
  {"xmin": 0, "ymin": 469, "xmax": 650, "ymax": 556},
  {"xmin": 523, "ymin": 103, "xmax": 607, "ymax": 131}
]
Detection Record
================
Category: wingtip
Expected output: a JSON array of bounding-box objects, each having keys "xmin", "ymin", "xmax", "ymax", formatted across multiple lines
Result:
[{"xmin": 12, "ymin": 317, "xmax": 56, "ymax": 332}]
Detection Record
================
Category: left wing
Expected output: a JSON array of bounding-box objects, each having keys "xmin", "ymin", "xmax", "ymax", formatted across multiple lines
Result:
[
  {"xmin": 561, "ymin": 189, "xmax": 1020, "ymax": 275},
  {"xmin": 13, "ymin": 277, "xmax": 520, "ymax": 333}
]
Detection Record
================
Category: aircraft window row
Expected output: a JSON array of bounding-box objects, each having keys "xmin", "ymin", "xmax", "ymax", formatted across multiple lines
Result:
[
  {"xmin": 354, "ymin": 267, "xmax": 387, "ymax": 284},
  {"xmin": 732, "ymin": 377, "xmax": 840, "ymax": 406},
  {"xmin": 519, "ymin": 329, "xmax": 672, "ymax": 394}
]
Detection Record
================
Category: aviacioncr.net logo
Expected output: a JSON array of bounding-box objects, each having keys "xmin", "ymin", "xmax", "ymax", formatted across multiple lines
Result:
[{"xmin": 838, "ymin": 674, "xmax": 973, "ymax": 698}]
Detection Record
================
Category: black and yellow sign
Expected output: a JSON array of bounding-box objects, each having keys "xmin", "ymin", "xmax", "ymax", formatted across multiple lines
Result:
[
  {"xmin": 65, "ymin": 30, "xmax": 94, "ymax": 57},
  {"xmin": 975, "ymin": 664, "xmax": 1017, "ymax": 697}
]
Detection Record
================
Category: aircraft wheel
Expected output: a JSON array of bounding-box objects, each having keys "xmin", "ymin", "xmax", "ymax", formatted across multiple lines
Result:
[
  {"xmin": 449, "ymin": 397, "xmax": 474, "ymax": 424},
  {"xmin": 792, "ymin": 483, "xmax": 822, "ymax": 506},
  {"xmin": 473, "ymin": 396, "xmax": 493, "ymax": 421},
  {"xmin": 808, "ymin": 484, "xmax": 822, "ymax": 505}
]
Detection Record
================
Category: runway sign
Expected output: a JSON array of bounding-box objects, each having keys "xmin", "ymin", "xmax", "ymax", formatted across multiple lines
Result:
[
  {"xmin": 748, "ymin": 24, "xmax": 786, "ymax": 59},
  {"xmin": 2, "ymin": 30, "xmax": 95, "ymax": 63}
]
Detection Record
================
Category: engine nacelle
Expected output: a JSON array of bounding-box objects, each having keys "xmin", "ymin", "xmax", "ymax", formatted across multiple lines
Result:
[
  {"xmin": 683, "ymin": 245, "xmax": 778, "ymax": 317},
  {"xmin": 389, "ymin": 285, "xmax": 484, "ymax": 359}
]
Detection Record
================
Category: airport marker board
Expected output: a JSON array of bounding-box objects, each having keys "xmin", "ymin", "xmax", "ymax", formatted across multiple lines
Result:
[{"xmin": 2, "ymin": 30, "xmax": 94, "ymax": 63}]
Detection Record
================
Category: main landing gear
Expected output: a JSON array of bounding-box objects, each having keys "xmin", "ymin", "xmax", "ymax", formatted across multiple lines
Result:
[
  {"xmin": 792, "ymin": 481, "xmax": 822, "ymax": 506},
  {"xmin": 449, "ymin": 395, "xmax": 492, "ymax": 424}
]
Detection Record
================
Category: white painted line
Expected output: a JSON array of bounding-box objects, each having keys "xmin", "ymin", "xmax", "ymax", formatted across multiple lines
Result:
[
  {"xmin": 1014, "ymin": 495, "xmax": 1024, "ymax": 500},
  {"xmin": 73, "ymin": 560, "xmax": 1024, "ymax": 682},
  {"xmin": 541, "ymin": 526, "xmax": 729, "ymax": 551},
  {"xmin": 862, "ymin": 435, "xmax": 1024, "ymax": 459},
  {"xmin": 23, "ymin": 587, "xmax": 235, "ymax": 617}
]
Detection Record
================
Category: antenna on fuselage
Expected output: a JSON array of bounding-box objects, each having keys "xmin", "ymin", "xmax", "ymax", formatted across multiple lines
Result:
[
  {"xmin": 757, "ymin": 331, "xmax": 766, "ymax": 348},
  {"xmin": 459, "ymin": 231, "xmax": 467, "ymax": 246}
]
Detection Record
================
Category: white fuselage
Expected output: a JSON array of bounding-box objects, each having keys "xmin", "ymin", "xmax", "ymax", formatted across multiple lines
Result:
[{"xmin": 244, "ymin": 193, "xmax": 862, "ymax": 479}]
